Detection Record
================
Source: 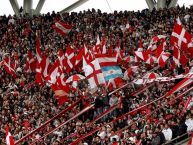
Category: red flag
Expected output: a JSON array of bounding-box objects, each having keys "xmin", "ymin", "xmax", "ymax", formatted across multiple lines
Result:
[
  {"xmin": 83, "ymin": 59, "xmax": 105, "ymax": 89},
  {"xmin": 56, "ymin": 48, "xmax": 66, "ymax": 72},
  {"xmin": 2, "ymin": 56, "xmax": 16, "ymax": 78},
  {"xmin": 46, "ymin": 60, "xmax": 59, "ymax": 84},
  {"xmin": 51, "ymin": 84, "xmax": 70, "ymax": 105},
  {"xmin": 166, "ymin": 75, "xmax": 193, "ymax": 96},
  {"xmin": 52, "ymin": 21, "xmax": 72, "ymax": 36},
  {"xmin": 35, "ymin": 55, "xmax": 51, "ymax": 84},
  {"xmin": 171, "ymin": 22, "xmax": 193, "ymax": 56},
  {"xmin": 173, "ymin": 45, "xmax": 188, "ymax": 66},
  {"xmin": 25, "ymin": 50, "xmax": 36, "ymax": 73},
  {"xmin": 187, "ymin": 133, "xmax": 193, "ymax": 145},
  {"xmin": 107, "ymin": 77, "xmax": 124, "ymax": 91},
  {"xmin": 6, "ymin": 124, "xmax": 15, "ymax": 145},
  {"xmin": 64, "ymin": 46, "xmax": 76, "ymax": 72},
  {"xmin": 158, "ymin": 52, "xmax": 170, "ymax": 68}
]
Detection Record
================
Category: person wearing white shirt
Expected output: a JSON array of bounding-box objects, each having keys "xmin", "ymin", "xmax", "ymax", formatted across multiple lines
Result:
[
  {"xmin": 185, "ymin": 115, "xmax": 193, "ymax": 133},
  {"xmin": 162, "ymin": 124, "xmax": 172, "ymax": 141}
]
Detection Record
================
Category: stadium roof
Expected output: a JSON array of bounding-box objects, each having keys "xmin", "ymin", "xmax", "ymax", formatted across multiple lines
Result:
[{"xmin": 1, "ymin": 0, "xmax": 193, "ymax": 16}]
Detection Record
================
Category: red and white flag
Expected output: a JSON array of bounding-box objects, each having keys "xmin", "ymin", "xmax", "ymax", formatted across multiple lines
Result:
[
  {"xmin": 166, "ymin": 74, "xmax": 193, "ymax": 96},
  {"xmin": 173, "ymin": 45, "xmax": 188, "ymax": 67},
  {"xmin": 171, "ymin": 22, "xmax": 193, "ymax": 56},
  {"xmin": 6, "ymin": 124, "xmax": 15, "ymax": 145},
  {"xmin": 64, "ymin": 45, "xmax": 76, "ymax": 72},
  {"xmin": 107, "ymin": 77, "xmax": 124, "ymax": 90},
  {"xmin": 46, "ymin": 60, "xmax": 59, "ymax": 84},
  {"xmin": 2, "ymin": 56, "xmax": 16, "ymax": 78},
  {"xmin": 124, "ymin": 66, "xmax": 139, "ymax": 79},
  {"xmin": 36, "ymin": 34, "xmax": 42, "ymax": 63},
  {"xmin": 25, "ymin": 50, "xmax": 36, "ymax": 73},
  {"xmin": 52, "ymin": 21, "xmax": 72, "ymax": 36},
  {"xmin": 187, "ymin": 133, "xmax": 193, "ymax": 145},
  {"xmin": 83, "ymin": 59, "xmax": 105, "ymax": 89},
  {"xmin": 157, "ymin": 52, "xmax": 170, "ymax": 68},
  {"xmin": 51, "ymin": 84, "xmax": 70, "ymax": 105},
  {"xmin": 35, "ymin": 55, "xmax": 51, "ymax": 84},
  {"xmin": 57, "ymin": 48, "xmax": 66, "ymax": 70},
  {"xmin": 145, "ymin": 55, "xmax": 157, "ymax": 65},
  {"xmin": 82, "ymin": 45, "xmax": 94, "ymax": 69}
]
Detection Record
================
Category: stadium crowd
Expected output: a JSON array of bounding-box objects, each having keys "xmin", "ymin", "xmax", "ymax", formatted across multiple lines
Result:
[{"xmin": 0, "ymin": 3, "xmax": 193, "ymax": 145}]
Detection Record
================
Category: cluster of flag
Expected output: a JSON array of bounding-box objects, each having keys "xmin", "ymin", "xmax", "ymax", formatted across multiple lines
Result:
[{"xmin": 1, "ymin": 17, "xmax": 193, "ymax": 144}]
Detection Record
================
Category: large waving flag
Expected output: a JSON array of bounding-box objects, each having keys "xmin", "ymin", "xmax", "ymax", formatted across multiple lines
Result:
[
  {"xmin": 83, "ymin": 59, "xmax": 105, "ymax": 89},
  {"xmin": 6, "ymin": 124, "xmax": 15, "ymax": 145},
  {"xmin": 171, "ymin": 19, "xmax": 193, "ymax": 57},
  {"xmin": 96, "ymin": 54, "xmax": 123, "ymax": 82}
]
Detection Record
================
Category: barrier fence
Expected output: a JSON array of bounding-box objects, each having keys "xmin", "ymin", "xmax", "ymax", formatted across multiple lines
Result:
[
  {"xmin": 15, "ymin": 98, "xmax": 81, "ymax": 144},
  {"xmin": 70, "ymin": 84, "xmax": 193, "ymax": 144}
]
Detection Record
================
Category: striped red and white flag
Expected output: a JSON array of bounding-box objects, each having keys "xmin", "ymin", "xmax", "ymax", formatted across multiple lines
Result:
[{"xmin": 52, "ymin": 21, "xmax": 72, "ymax": 36}]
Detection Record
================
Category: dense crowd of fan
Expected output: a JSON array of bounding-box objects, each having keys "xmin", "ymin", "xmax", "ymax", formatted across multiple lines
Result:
[{"xmin": 0, "ymin": 4, "xmax": 193, "ymax": 145}]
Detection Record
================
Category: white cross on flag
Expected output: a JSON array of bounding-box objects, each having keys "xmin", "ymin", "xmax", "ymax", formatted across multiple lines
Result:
[
  {"xmin": 64, "ymin": 46, "xmax": 76, "ymax": 72},
  {"xmin": 2, "ymin": 56, "xmax": 16, "ymax": 78},
  {"xmin": 83, "ymin": 59, "xmax": 105, "ymax": 90},
  {"xmin": 171, "ymin": 22, "xmax": 193, "ymax": 57}
]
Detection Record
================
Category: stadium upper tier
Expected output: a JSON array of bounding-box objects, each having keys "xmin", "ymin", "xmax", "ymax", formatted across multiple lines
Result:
[
  {"xmin": 9, "ymin": 0, "xmax": 178, "ymax": 17},
  {"xmin": 0, "ymin": 4, "xmax": 193, "ymax": 145}
]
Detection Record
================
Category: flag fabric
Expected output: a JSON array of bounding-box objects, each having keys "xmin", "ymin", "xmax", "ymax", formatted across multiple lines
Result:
[
  {"xmin": 143, "ymin": 72, "xmax": 160, "ymax": 80},
  {"xmin": 6, "ymin": 124, "xmax": 15, "ymax": 145},
  {"xmin": 96, "ymin": 55, "xmax": 123, "ymax": 82},
  {"xmin": 166, "ymin": 75, "xmax": 193, "ymax": 96},
  {"xmin": 66, "ymin": 74, "xmax": 85, "ymax": 83},
  {"xmin": 83, "ymin": 59, "xmax": 105, "ymax": 89},
  {"xmin": 171, "ymin": 22, "xmax": 193, "ymax": 56},
  {"xmin": 2, "ymin": 56, "xmax": 16, "ymax": 78},
  {"xmin": 145, "ymin": 55, "xmax": 157, "ymax": 65},
  {"xmin": 173, "ymin": 45, "xmax": 188, "ymax": 66},
  {"xmin": 107, "ymin": 77, "xmax": 124, "ymax": 90},
  {"xmin": 64, "ymin": 46, "xmax": 76, "ymax": 72},
  {"xmin": 187, "ymin": 133, "xmax": 193, "ymax": 145},
  {"xmin": 52, "ymin": 21, "xmax": 72, "ymax": 36},
  {"xmin": 51, "ymin": 84, "xmax": 70, "ymax": 105},
  {"xmin": 157, "ymin": 52, "xmax": 170, "ymax": 68},
  {"xmin": 124, "ymin": 66, "xmax": 139, "ymax": 79},
  {"xmin": 35, "ymin": 55, "xmax": 51, "ymax": 84},
  {"xmin": 25, "ymin": 50, "xmax": 36, "ymax": 73},
  {"xmin": 134, "ymin": 51, "xmax": 149, "ymax": 62},
  {"xmin": 46, "ymin": 60, "xmax": 59, "ymax": 84},
  {"xmin": 57, "ymin": 49, "xmax": 66, "ymax": 70}
]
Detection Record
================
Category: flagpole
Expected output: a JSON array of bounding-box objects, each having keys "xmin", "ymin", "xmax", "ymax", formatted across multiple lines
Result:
[{"xmin": 30, "ymin": 104, "xmax": 94, "ymax": 145}]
